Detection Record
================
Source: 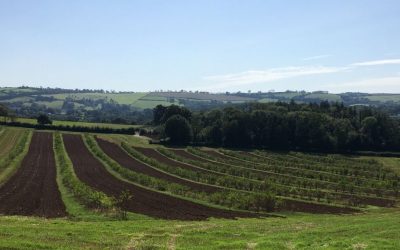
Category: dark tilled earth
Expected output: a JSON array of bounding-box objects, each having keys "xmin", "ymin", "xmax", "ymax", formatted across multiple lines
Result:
[
  {"xmin": 0, "ymin": 132, "xmax": 67, "ymax": 218},
  {"xmin": 64, "ymin": 134, "xmax": 255, "ymax": 220},
  {"xmin": 96, "ymin": 138, "xmax": 219, "ymax": 193}
]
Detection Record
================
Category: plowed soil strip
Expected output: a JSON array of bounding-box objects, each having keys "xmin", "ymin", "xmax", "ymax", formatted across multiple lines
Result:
[
  {"xmin": 96, "ymin": 138, "xmax": 218, "ymax": 193},
  {"xmin": 171, "ymin": 149, "xmax": 220, "ymax": 164},
  {"xmin": 134, "ymin": 147, "xmax": 224, "ymax": 176},
  {"xmin": 64, "ymin": 134, "xmax": 255, "ymax": 220},
  {"xmin": 201, "ymin": 149, "xmax": 241, "ymax": 161},
  {"xmin": 0, "ymin": 132, "xmax": 67, "ymax": 218}
]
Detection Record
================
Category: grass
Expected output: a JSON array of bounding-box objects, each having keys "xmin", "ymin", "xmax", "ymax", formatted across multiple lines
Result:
[
  {"xmin": 0, "ymin": 208, "xmax": 399, "ymax": 249},
  {"xmin": 359, "ymin": 156, "xmax": 400, "ymax": 175},
  {"xmin": 48, "ymin": 92, "xmax": 149, "ymax": 105},
  {"xmin": 0, "ymin": 130, "xmax": 32, "ymax": 184},
  {"xmin": 304, "ymin": 93, "xmax": 342, "ymax": 102},
  {"xmin": 0, "ymin": 128, "xmax": 21, "ymax": 158},
  {"xmin": 3, "ymin": 116, "xmax": 140, "ymax": 129},
  {"xmin": 366, "ymin": 94, "xmax": 400, "ymax": 103}
]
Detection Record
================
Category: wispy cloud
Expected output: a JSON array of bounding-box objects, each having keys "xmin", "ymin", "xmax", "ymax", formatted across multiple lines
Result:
[
  {"xmin": 198, "ymin": 58, "xmax": 400, "ymax": 91},
  {"xmin": 351, "ymin": 59, "xmax": 400, "ymax": 66},
  {"xmin": 302, "ymin": 54, "xmax": 332, "ymax": 61},
  {"xmin": 201, "ymin": 66, "xmax": 348, "ymax": 91},
  {"xmin": 324, "ymin": 76, "xmax": 400, "ymax": 93}
]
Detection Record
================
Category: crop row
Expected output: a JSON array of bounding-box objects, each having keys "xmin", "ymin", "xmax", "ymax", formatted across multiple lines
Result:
[
  {"xmin": 0, "ymin": 130, "xmax": 31, "ymax": 184},
  {"xmin": 210, "ymin": 149, "xmax": 399, "ymax": 193},
  {"xmin": 85, "ymin": 136, "xmax": 279, "ymax": 212},
  {"xmin": 152, "ymin": 148, "xmax": 396, "ymax": 207},
  {"xmin": 253, "ymin": 150, "xmax": 395, "ymax": 180},
  {"xmin": 184, "ymin": 148, "xmax": 398, "ymax": 199},
  {"xmin": 53, "ymin": 133, "xmax": 113, "ymax": 210}
]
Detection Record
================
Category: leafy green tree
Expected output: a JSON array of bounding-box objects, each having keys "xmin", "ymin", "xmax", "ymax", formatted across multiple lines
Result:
[
  {"xmin": 0, "ymin": 104, "xmax": 9, "ymax": 122},
  {"xmin": 164, "ymin": 115, "xmax": 193, "ymax": 144},
  {"xmin": 37, "ymin": 114, "xmax": 52, "ymax": 125}
]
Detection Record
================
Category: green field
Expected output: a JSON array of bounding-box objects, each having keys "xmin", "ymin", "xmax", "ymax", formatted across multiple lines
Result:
[
  {"xmin": 0, "ymin": 128, "xmax": 399, "ymax": 249},
  {"xmin": 48, "ymin": 92, "xmax": 149, "ymax": 105},
  {"xmin": 304, "ymin": 93, "xmax": 342, "ymax": 102},
  {"xmin": 4, "ymin": 117, "xmax": 140, "ymax": 129},
  {"xmin": 366, "ymin": 94, "xmax": 400, "ymax": 103},
  {"xmin": 0, "ymin": 208, "xmax": 398, "ymax": 249}
]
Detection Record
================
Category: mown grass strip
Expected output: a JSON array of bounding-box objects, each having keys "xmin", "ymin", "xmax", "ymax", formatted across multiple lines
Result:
[
  {"xmin": 54, "ymin": 133, "xmax": 113, "ymax": 211},
  {"xmin": 0, "ymin": 130, "xmax": 31, "ymax": 185}
]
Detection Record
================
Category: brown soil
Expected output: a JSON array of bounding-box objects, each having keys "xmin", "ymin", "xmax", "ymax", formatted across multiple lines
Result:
[
  {"xmin": 96, "ymin": 138, "xmax": 219, "ymax": 193},
  {"xmin": 282, "ymin": 199, "xmax": 358, "ymax": 214},
  {"xmin": 0, "ymin": 132, "xmax": 67, "ymax": 218},
  {"xmin": 134, "ymin": 147, "xmax": 224, "ymax": 176},
  {"xmin": 170, "ymin": 149, "xmax": 220, "ymax": 164},
  {"xmin": 200, "ymin": 149, "xmax": 241, "ymax": 161},
  {"xmin": 63, "ymin": 134, "xmax": 256, "ymax": 220}
]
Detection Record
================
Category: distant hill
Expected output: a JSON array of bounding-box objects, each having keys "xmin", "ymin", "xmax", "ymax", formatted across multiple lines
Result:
[{"xmin": 1, "ymin": 86, "xmax": 400, "ymax": 122}]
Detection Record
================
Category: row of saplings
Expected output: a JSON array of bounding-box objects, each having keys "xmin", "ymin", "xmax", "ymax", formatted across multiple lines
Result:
[{"xmin": 55, "ymin": 133, "xmax": 280, "ymax": 218}]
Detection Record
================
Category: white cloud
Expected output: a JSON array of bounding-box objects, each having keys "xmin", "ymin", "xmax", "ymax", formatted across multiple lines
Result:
[
  {"xmin": 324, "ymin": 76, "xmax": 400, "ymax": 93},
  {"xmin": 197, "ymin": 57, "xmax": 400, "ymax": 92},
  {"xmin": 302, "ymin": 54, "xmax": 332, "ymax": 61},
  {"xmin": 201, "ymin": 66, "xmax": 349, "ymax": 91},
  {"xmin": 351, "ymin": 59, "xmax": 400, "ymax": 66}
]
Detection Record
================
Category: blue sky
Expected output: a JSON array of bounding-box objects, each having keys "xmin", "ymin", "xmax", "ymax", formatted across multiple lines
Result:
[{"xmin": 1, "ymin": 0, "xmax": 400, "ymax": 93}]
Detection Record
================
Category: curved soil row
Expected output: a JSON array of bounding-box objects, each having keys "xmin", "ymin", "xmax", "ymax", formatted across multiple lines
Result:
[
  {"xmin": 171, "ymin": 149, "xmax": 221, "ymax": 164},
  {"xmin": 282, "ymin": 199, "xmax": 358, "ymax": 214},
  {"xmin": 170, "ymin": 149, "xmax": 364, "ymax": 213},
  {"xmin": 134, "ymin": 147, "xmax": 224, "ymax": 176},
  {"xmin": 64, "ymin": 134, "xmax": 255, "ymax": 220},
  {"xmin": 201, "ymin": 149, "xmax": 242, "ymax": 161},
  {"xmin": 0, "ymin": 132, "xmax": 67, "ymax": 218},
  {"xmin": 96, "ymin": 138, "xmax": 218, "ymax": 193}
]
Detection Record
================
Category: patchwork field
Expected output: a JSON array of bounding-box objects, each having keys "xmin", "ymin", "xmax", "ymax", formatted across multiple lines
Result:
[{"xmin": 0, "ymin": 127, "xmax": 398, "ymax": 249}]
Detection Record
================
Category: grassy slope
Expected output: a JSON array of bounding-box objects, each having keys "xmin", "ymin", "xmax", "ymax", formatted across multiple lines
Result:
[
  {"xmin": 359, "ymin": 156, "xmax": 400, "ymax": 175},
  {"xmin": 366, "ymin": 94, "xmax": 400, "ymax": 103},
  {"xmin": 0, "ymin": 208, "xmax": 398, "ymax": 249}
]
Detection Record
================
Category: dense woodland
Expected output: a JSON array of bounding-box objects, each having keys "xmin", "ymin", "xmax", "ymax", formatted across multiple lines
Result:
[{"xmin": 154, "ymin": 101, "xmax": 400, "ymax": 152}]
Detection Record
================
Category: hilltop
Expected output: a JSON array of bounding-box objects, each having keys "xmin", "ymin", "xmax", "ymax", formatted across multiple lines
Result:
[{"xmin": 1, "ymin": 86, "xmax": 400, "ymax": 124}]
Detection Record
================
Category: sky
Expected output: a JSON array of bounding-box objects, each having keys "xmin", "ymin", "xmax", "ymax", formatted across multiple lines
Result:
[{"xmin": 1, "ymin": 0, "xmax": 400, "ymax": 93}]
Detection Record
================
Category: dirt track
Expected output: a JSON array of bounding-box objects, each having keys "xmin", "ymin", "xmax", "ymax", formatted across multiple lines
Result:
[
  {"xmin": 64, "ymin": 134, "xmax": 255, "ymax": 220},
  {"xmin": 0, "ymin": 132, "xmax": 67, "ymax": 218},
  {"xmin": 96, "ymin": 138, "xmax": 219, "ymax": 193}
]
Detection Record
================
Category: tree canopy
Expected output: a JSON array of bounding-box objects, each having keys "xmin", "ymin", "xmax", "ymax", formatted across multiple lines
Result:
[
  {"xmin": 37, "ymin": 114, "xmax": 52, "ymax": 125},
  {"xmin": 164, "ymin": 115, "xmax": 193, "ymax": 145},
  {"xmin": 155, "ymin": 101, "xmax": 400, "ymax": 151}
]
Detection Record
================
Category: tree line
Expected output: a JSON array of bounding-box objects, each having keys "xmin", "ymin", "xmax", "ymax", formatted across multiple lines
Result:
[{"xmin": 153, "ymin": 101, "xmax": 400, "ymax": 152}]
